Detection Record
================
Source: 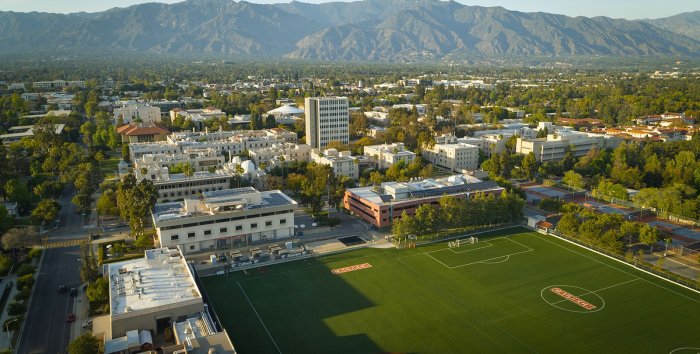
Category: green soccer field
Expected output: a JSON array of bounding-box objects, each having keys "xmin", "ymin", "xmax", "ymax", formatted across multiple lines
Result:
[{"xmin": 200, "ymin": 227, "xmax": 700, "ymax": 354}]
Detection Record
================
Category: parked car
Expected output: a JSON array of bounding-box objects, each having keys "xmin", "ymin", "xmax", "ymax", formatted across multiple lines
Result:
[
  {"xmin": 66, "ymin": 313, "xmax": 75, "ymax": 323},
  {"xmin": 58, "ymin": 285, "xmax": 67, "ymax": 294},
  {"xmin": 69, "ymin": 288, "xmax": 77, "ymax": 297}
]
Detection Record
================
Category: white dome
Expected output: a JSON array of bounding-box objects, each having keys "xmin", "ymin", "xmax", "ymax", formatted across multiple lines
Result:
[{"xmin": 241, "ymin": 160, "xmax": 256, "ymax": 174}]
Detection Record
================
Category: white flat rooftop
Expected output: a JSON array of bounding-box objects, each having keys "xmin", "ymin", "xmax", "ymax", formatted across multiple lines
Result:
[{"xmin": 109, "ymin": 247, "xmax": 200, "ymax": 316}]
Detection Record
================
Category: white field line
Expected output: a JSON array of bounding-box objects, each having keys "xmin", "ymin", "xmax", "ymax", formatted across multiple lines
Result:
[
  {"xmin": 424, "ymin": 252, "xmax": 454, "ymax": 269},
  {"xmin": 550, "ymin": 278, "xmax": 639, "ymax": 306},
  {"xmin": 425, "ymin": 237, "xmax": 534, "ymax": 269},
  {"xmin": 533, "ymin": 230, "xmax": 700, "ymax": 302},
  {"xmin": 237, "ymin": 281, "xmax": 282, "ymax": 354},
  {"xmin": 451, "ymin": 249, "xmax": 533, "ymax": 269},
  {"xmin": 448, "ymin": 242, "xmax": 494, "ymax": 254}
]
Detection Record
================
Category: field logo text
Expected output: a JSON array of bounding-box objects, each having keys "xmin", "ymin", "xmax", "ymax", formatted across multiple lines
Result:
[
  {"xmin": 331, "ymin": 263, "xmax": 372, "ymax": 274},
  {"xmin": 550, "ymin": 287, "xmax": 597, "ymax": 310}
]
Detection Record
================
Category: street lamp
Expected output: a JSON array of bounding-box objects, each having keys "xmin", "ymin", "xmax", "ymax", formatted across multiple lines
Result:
[{"xmin": 5, "ymin": 317, "xmax": 19, "ymax": 351}]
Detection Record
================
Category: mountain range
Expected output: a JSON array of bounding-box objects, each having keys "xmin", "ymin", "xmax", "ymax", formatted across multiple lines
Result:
[{"xmin": 0, "ymin": 0, "xmax": 698, "ymax": 62}]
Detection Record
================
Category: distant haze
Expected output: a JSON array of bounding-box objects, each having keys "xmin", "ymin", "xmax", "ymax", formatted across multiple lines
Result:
[{"xmin": 0, "ymin": 0, "xmax": 697, "ymax": 20}]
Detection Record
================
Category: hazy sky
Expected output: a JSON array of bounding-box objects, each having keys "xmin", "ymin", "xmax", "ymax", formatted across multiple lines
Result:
[{"xmin": 0, "ymin": 0, "xmax": 697, "ymax": 19}]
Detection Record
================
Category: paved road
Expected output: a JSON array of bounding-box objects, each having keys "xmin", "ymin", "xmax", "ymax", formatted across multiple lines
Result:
[
  {"xmin": 57, "ymin": 184, "xmax": 81, "ymax": 231},
  {"xmin": 16, "ymin": 246, "xmax": 82, "ymax": 354}
]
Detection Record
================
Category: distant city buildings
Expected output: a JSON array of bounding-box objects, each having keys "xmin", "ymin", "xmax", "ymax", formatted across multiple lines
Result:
[{"xmin": 304, "ymin": 97, "xmax": 349, "ymax": 149}]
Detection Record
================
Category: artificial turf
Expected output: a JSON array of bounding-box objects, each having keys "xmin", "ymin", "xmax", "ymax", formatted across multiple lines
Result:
[{"xmin": 200, "ymin": 227, "xmax": 700, "ymax": 354}]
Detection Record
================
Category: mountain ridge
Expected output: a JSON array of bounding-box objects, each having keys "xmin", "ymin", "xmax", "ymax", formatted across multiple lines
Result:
[{"xmin": 0, "ymin": 0, "xmax": 697, "ymax": 62}]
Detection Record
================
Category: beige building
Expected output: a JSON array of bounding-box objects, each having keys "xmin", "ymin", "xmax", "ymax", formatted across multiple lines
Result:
[
  {"xmin": 133, "ymin": 148, "xmax": 225, "ymax": 173},
  {"xmin": 363, "ymin": 143, "xmax": 416, "ymax": 169},
  {"xmin": 422, "ymin": 141, "xmax": 480, "ymax": 172},
  {"xmin": 115, "ymin": 104, "xmax": 162, "ymax": 124},
  {"xmin": 248, "ymin": 143, "xmax": 312, "ymax": 167},
  {"xmin": 516, "ymin": 131, "xmax": 619, "ymax": 162},
  {"xmin": 134, "ymin": 166, "xmax": 233, "ymax": 202},
  {"xmin": 311, "ymin": 148, "xmax": 359, "ymax": 180}
]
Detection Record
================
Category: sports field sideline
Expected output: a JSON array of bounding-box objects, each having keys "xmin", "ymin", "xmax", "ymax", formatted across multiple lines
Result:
[{"xmin": 201, "ymin": 227, "xmax": 700, "ymax": 354}]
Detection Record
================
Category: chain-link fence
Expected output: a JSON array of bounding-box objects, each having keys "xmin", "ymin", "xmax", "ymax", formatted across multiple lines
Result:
[{"xmin": 546, "ymin": 229, "xmax": 699, "ymax": 292}]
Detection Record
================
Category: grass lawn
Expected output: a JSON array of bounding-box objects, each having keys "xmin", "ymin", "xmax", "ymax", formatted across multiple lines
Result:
[{"xmin": 201, "ymin": 227, "xmax": 700, "ymax": 354}]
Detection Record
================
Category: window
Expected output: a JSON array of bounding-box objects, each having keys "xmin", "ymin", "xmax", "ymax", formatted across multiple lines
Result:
[
  {"xmin": 171, "ymin": 235, "xmax": 179, "ymax": 241},
  {"xmin": 280, "ymin": 219, "xmax": 287, "ymax": 224},
  {"xmin": 189, "ymin": 245, "xmax": 195, "ymax": 250},
  {"xmin": 251, "ymin": 223, "xmax": 258, "ymax": 229},
  {"xmin": 265, "ymin": 221, "xmax": 272, "ymax": 227},
  {"xmin": 204, "ymin": 230, "xmax": 211, "ymax": 236},
  {"xmin": 220, "ymin": 227, "xmax": 227, "ymax": 233},
  {"xmin": 236, "ymin": 225, "xmax": 242, "ymax": 231},
  {"xmin": 188, "ymin": 232, "xmax": 195, "ymax": 238}
]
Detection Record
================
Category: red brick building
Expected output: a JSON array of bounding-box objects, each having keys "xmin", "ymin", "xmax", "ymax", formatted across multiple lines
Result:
[{"xmin": 343, "ymin": 175, "xmax": 504, "ymax": 229}]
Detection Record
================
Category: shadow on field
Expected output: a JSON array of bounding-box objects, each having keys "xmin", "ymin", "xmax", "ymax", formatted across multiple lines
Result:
[{"xmin": 201, "ymin": 257, "xmax": 385, "ymax": 354}]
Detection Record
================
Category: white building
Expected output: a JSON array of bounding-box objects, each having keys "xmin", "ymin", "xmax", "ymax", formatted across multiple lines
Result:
[
  {"xmin": 99, "ymin": 247, "xmax": 235, "ymax": 353},
  {"xmin": 248, "ymin": 143, "xmax": 312, "ymax": 167},
  {"xmin": 128, "ymin": 128, "xmax": 297, "ymax": 160},
  {"xmin": 7, "ymin": 83, "xmax": 25, "ymax": 91},
  {"xmin": 133, "ymin": 148, "xmax": 224, "ymax": 173},
  {"xmin": 516, "ymin": 130, "xmax": 619, "ymax": 162},
  {"xmin": 363, "ymin": 143, "xmax": 416, "ymax": 169},
  {"xmin": 134, "ymin": 165, "xmax": 233, "ymax": 202},
  {"xmin": 115, "ymin": 104, "xmax": 162, "ymax": 124},
  {"xmin": 152, "ymin": 187, "xmax": 297, "ymax": 253},
  {"xmin": 32, "ymin": 80, "xmax": 84, "ymax": 90},
  {"xmin": 305, "ymin": 97, "xmax": 349, "ymax": 149},
  {"xmin": 422, "ymin": 139, "xmax": 480, "ymax": 172},
  {"xmin": 310, "ymin": 148, "xmax": 359, "ymax": 180}
]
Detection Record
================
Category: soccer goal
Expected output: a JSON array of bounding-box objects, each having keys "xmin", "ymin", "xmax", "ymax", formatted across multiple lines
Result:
[{"xmin": 449, "ymin": 237, "xmax": 478, "ymax": 248}]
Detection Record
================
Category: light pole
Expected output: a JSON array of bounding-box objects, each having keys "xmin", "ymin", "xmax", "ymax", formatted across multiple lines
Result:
[
  {"xmin": 327, "ymin": 172, "xmax": 332, "ymax": 222},
  {"xmin": 5, "ymin": 317, "xmax": 18, "ymax": 351}
]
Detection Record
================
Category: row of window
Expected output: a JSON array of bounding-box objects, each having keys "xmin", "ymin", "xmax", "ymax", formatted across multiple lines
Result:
[
  {"xmin": 170, "ymin": 219, "xmax": 287, "ymax": 241},
  {"xmin": 160, "ymin": 209, "xmax": 293, "ymax": 230},
  {"xmin": 156, "ymin": 179, "xmax": 229, "ymax": 190}
]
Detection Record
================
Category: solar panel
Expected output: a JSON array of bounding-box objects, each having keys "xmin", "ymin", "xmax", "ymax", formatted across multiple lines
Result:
[
  {"xmin": 408, "ymin": 181, "xmax": 500, "ymax": 198},
  {"xmin": 379, "ymin": 195, "xmax": 393, "ymax": 202}
]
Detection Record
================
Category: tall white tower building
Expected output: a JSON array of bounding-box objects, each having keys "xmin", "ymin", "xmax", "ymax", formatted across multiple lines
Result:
[{"xmin": 304, "ymin": 97, "xmax": 349, "ymax": 149}]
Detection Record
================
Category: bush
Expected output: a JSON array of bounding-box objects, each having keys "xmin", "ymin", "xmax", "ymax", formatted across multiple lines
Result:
[
  {"xmin": 16, "ymin": 263, "xmax": 35, "ymax": 277},
  {"xmin": 0, "ymin": 254, "xmax": 11, "ymax": 275},
  {"xmin": 102, "ymin": 254, "xmax": 142, "ymax": 264},
  {"xmin": 86, "ymin": 277, "xmax": 109, "ymax": 304},
  {"xmin": 2, "ymin": 316, "xmax": 22, "ymax": 332},
  {"xmin": 27, "ymin": 248, "xmax": 42, "ymax": 261},
  {"xmin": 538, "ymin": 198, "xmax": 563, "ymax": 212},
  {"xmin": 327, "ymin": 217, "xmax": 341, "ymax": 227},
  {"xmin": 14, "ymin": 286, "xmax": 30, "ymax": 302},
  {"xmin": 7, "ymin": 301, "xmax": 27, "ymax": 316},
  {"xmin": 16, "ymin": 274, "xmax": 34, "ymax": 291},
  {"xmin": 134, "ymin": 234, "xmax": 153, "ymax": 250}
]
